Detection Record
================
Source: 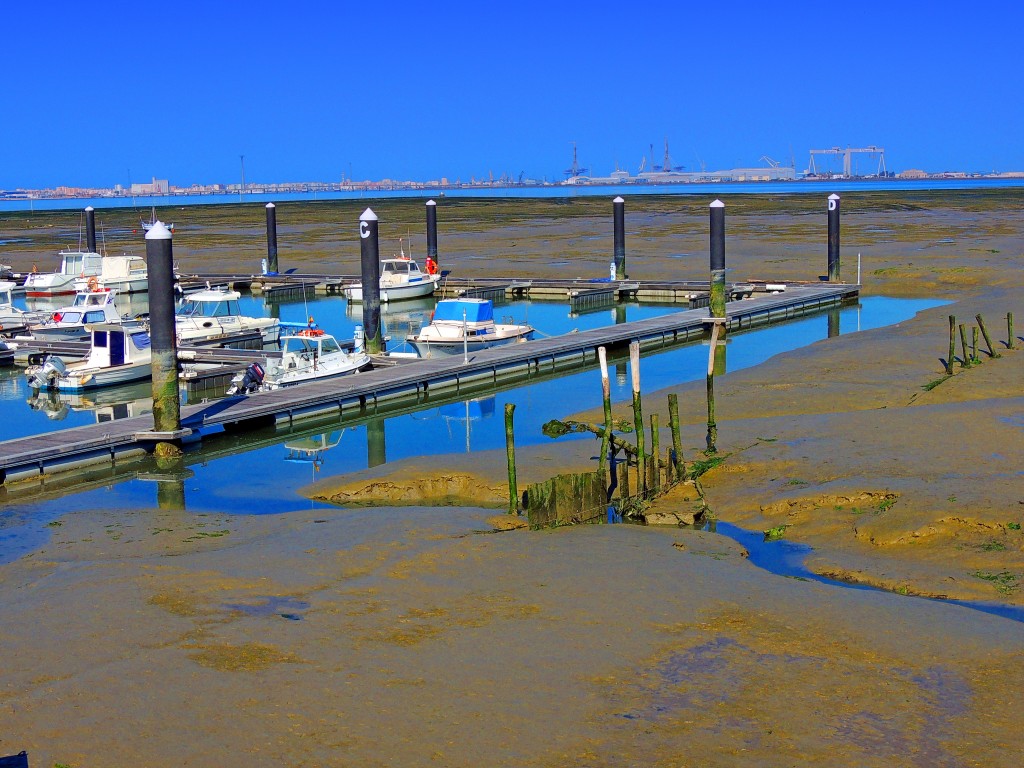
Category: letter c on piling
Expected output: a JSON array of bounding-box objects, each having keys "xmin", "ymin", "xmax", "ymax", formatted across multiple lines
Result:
[{"xmin": 360, "ymin": 221, "xmax": 370, "ymax": 239}]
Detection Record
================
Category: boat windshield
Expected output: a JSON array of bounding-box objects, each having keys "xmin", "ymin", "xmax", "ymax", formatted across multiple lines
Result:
[
  {"xmin": 320, "ymin": 337, "xmax": 341, "ymax": 354},
  {"xmin": 283, "ymin": 337, "xmax": 315, "ymax": 354},
  {"xmin": 58, "ymin": 311, "xmax": 83, "ymax": 324},
  {"xmin": 176, "ymin": 299, "xmax": 238, "ymax": 318},
  {"xmin": 383, "ymin": 261, "xmax": 415, "ymax": 274}
]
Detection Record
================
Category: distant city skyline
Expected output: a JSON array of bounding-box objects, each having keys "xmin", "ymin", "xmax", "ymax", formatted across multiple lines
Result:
[{"xmin": 4, "ymin": 1, "xmax": 1023, "ymax": 189}]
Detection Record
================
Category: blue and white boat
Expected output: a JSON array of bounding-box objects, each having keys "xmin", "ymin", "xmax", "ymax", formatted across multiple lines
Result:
[
  {"xmin": 25, "ymin": 324, "xmax": 153, "ymax": 391},
  {"xmin": 407, "ymin": 298, "xmax": 534, "ymax": 358}
]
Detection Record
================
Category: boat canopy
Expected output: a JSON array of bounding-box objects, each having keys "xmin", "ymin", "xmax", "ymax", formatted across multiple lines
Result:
[{"xmin": 433, "ymin": 300, "xmax": 493, "ymax": 324}]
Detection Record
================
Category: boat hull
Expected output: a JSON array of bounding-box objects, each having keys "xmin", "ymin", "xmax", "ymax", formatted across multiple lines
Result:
[
  {"xmin": 345, "ymin": 277, "xmax": 439, "ymax": 303},
  {"xmin": 409, "ymin": 331, "xmax": 534, "ymax": 358},
  {"xmin": 24, "ymin": 274, "xmax": 78, "ymax": 297}
]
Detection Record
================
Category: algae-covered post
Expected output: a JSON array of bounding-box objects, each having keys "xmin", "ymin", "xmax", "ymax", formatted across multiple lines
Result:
[
  {"xmin": 359, "ymin": 207, "xmax": 383, "ymax": 354},
  {"xmin": 265, "ymin": 203, "xmax": 279, "ymax": 274},
  {"xmin": 959, "ymin": 323, "xmax": 971, "ymax": 368},
  {"xmin": 630, "ymin": 341, "xmax": 646, "ymax": 495},
  {"xmin": 426, "ymin": 199, "xmax": 438, "ymax": 267},
  {"xmin": 613, "ymin": 196, "xmax": 626, "ymax": 280},
  {"xmin": 706, "ymin": 320, "xmax": 723, "ymax": 454},
  {"xmin": 505, "ymin": 402, "xmax": 518, "ymax": 515},
  {"xmin": 947, "ymin": 315, "xmax": 957, "ymax": 374},
  {"xmin": 85, "ymin": 205, "xmax": 97, "ymax": 253},
  {"xmin": 668, "ymin": 393, "xmax": 684, "ymax": 481},
  {"xmin": 1008, "ymin": 312, "xmax": 1016, "ymax": 350},
  {"xmin": 828, "ymin": 193, "xmax": 841, "ymax": 282},
  {"xmin": 975, "ymin": 313, "xmax": 1001, "ymax": 358},
  {"xmin": 146, "ymin": 221, "xmax": 182, "ymax": 456},
  {"xmin": 971, "ymin": 326, "xmax": 980, "ymax": 364},
  {"xmin": 598, "ymin": 346, "xmax": 612, "ymax": 489},
  {"xmin": 650, "ymin": 413, "xmax": 661, "ymax": 494}
]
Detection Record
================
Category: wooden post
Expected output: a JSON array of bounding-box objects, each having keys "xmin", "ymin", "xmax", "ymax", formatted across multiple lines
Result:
[
  {"xmin": 630, "ymin": 341, "xmax": 646, "ymax": 496},
  {"xmin": 706, "ymin": 322, "xmax": 721, "ymax": 453},
  {"xmin": 946, "ymin": 315, "xmax": 956, "ymax": 374},
  {"xmin": 976, "ymin": 314, "xmax": 1001, "ymax": 358},
  {"xmin": 959, "ymin": 323, "xmax": 971, "ymax": 368},
  {"xmin": 1008, "ymin": 312, "xmax": 1016, "ymax": 350},
  {"xmin": 505, "ymin": 403, "xmax": 518, "ymax": 515},
  {"xmin": 598, "ymin": 346, "xmax": 612, "ymax": 493},
  {"xmin": 668, "ymin": 393, "xmax": 684, "ymax": 481},
  {"xmin": 972, "ymin": 326, "xmax": 979, "ymax": 364},
  {"xmin": 650, "ymin": 413, "xmax": 661, "ymax": 494}
]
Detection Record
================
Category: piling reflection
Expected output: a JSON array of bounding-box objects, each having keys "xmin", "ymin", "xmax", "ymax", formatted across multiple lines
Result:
[
  {"xmin": 828, "ymin": 306, "xmax": 841, "ymax": 338},
  {"xmin": 366, "ymin": 416, "xmax": 386, "ymax": 468}
]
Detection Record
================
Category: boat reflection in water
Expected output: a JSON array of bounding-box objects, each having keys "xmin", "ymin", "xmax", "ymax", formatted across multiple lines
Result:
[
  {"xmin": 284, "ymin": 431, "xmax": 345, "ymax": 477},
  {"xmin": 345, "ymin": 294, "xmax": 435, "ymax": 351},
  {"xmin": 411, "ymin": 396, "xmax": 496, "ymax": 453},
  {"xmin": 26, "ymin": 380, "xmax": 153, "ymax": 422}
]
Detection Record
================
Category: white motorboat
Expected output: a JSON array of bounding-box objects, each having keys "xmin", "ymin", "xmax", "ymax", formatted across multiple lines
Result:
[
  {"xmin": 1, "ymin": 280, "xmax": 50, "ymax": 329},
  {"xmin": 406, "ymin": 298, "xmax": 535, "ymax": 358},
  {"xmin": 23, "ymin": 249, "xmax": 103, "ymax": 297},
  {"xmin": 227, "ymin": 327, "xmax": 369, "ymax": 394},
  {"xmin": 25, "ymin": 323, "xmax": 153, "ymax": 391},
  {"xmin": 28, "ymin": 287, "xmax": 129, "ymax": 341},
  {"xmin": 344, "ymin": 257, "xmax": 441, "ymax": 303},
  {"xmin": 72, "ymin": 255, "xmax": 148, "ymax": 295},
  {"xmin": 175, "ymin": 285, "xmax": 280, "ymax": 346}
]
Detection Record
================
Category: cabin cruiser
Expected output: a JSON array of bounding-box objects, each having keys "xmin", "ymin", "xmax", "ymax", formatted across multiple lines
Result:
[
  {"xmin": 1, "ymin": 280, "xmax": 49, "ymax": 329},
  {"xmin": 27, "ymin": 287, "xmax": 129, "ymax": 341},
  {"xmin": 72, "ymin": 255, "xmax": 148, "ymax": 294},
  {"xmin": 227, "ymin": 326, "xmax": 369, "ymax": 394},
  {"xmin": 406, "ymin": 298, "xmax": 534, "ymax": 358},
  {"xmin": 174, "ymin": 285, "xmax": 280, "ymax": 346},
  {"xmin": 23, "ymin": 249, "xmax": 103, "ymax": 297},
  {"xmin": 344, "ymin": 257, "xmax": 441, "ymax": 303},
  {"xmin": 25, "ymin": 323, "xmax": 153, "ymax": 391}
]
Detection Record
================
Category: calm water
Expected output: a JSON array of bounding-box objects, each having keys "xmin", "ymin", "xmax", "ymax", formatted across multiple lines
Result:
[
  {"xmin": 0, "ymin": 296, "xmax": 944, "ymax": 533},
  {"xmin": 2, "ymin": 178, "xmax": 1022, "ymax": 213}
]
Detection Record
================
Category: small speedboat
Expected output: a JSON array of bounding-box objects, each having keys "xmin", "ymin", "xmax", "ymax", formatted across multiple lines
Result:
[
  {"xmin": 406, "ymin": 298, "xmax": 534, "ymax": 358},
  {"xmin": 227, "ymin": 326, "xmax": 370, "ymax": 394},
  {"xmin": 25, "ymin": 323, "xmax": 153, "ymax": 391},
  {"xmin": 23, "ymin": 249, "xmax": 103, "ymax": 297},
  {"xmin": 344, "ymin": 256, "xmax": 442, "ymax": 303},
  {"xmin": 175, "ymin": 285, "xmax": 280, "ymax": 346},
  {"xmin": 28, "ymin": 286, "xmax": 129, "ymax": 341}
]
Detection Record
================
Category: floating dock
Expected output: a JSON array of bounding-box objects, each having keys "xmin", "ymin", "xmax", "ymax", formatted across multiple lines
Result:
[{"xmin": 0, "ymin": 282, "xmax": 858, "ymax": 487}]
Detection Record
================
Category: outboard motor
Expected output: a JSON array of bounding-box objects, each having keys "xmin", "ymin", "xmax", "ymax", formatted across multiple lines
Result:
[
  {"xmin": 226, "ymin": 362, "xmax": 265, "ymax": 395},
  {"xmin": 26, "ymin": 355, "xmax": 67, "ymax": 390}
]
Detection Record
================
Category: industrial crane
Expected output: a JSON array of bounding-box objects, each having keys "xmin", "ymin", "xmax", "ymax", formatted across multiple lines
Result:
[{"xmin": 807, "ymin": 146, "xmax": 887, "ymax": 177}]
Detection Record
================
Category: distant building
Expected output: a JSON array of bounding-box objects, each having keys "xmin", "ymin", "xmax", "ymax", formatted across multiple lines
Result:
[
  {"xmin": 898, "ymin": 169, "xmax": 928, "ymax": 179},
  {"xmin": 130, "ymin": 177, "xmax": 169, "ymax": 195}
]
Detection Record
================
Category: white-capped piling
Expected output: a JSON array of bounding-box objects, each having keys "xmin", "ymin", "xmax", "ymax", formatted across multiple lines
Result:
[
  {"xmin": 85, "ymin": 206, "xmax": 97, "ymax": 252},
  {"xmin": 359, "ymin": 207, "xmax": 383, "ymax": 354},
  {"xmin": 426, "ymin": 200, "xmax": 438, "ymax": 266},
  {"xmin": 145, "ymin": 222, "xmax": 182, "ymax": 451},
  {"xmin": 613, "ymin": 196, "xmax": 626, "ymax": 279},
  {"xmin": 828, "ymin": 193, "xmax": 841, "ymax": 281},
  {"xmin": 266, "ymin": 203, "xmax": 279, "ymax": 274},
  {"xmin": 709, "ymin": 199, "xmax": 726, "ymax": 319}
]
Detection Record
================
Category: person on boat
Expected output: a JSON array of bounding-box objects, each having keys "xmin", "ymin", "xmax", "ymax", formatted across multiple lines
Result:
[{"xmin": 425, "ymin": 256, "xmax": 438, "ymax": 275}]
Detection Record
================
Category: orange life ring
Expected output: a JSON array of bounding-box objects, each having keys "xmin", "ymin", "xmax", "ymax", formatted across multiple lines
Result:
[{"xmin": 87, "ymin": 276, "xmax": 100, "ymax": 291}]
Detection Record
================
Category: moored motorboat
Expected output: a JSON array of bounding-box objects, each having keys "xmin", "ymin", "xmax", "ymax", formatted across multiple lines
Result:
[
  {"xmin": 23, "ymin": 249, "xmax": 103, "ymax": 297},
  {"xmin": 406, "ymin": 298, "xmax": 535, "ymax": 358},
  {"xmin": 344, "ymin": 256, "xmax": 442, "ymax": 303},
  {"xmin": 1, "ymin": 280, "xmax": 50, "ymax": 329},
  {"xmin": 25, "ymin": 323, "xmax": 153, "ymax": 391},
  {"xmin": 175, "ymin": 285, "xmax": 280, "ymax": 347},
  {"xmin": 227, "ymin": 326, "xmax": 370, "ymax": 394},
  {"xmin": 72, "ymin": 254, "xmax": 148, "ymax": 294},
  {"xmin": 27, "ymin": 286, "xmax": 129, "ymax": 341}
]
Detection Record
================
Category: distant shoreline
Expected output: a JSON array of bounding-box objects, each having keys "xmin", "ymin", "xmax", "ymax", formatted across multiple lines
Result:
[{"xmin": 3, "ymin": 176, "xmax": 1024, "ymax": 214}]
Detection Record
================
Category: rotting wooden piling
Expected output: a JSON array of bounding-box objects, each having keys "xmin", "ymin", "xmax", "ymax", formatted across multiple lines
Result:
[
  {"xmin": 947, "ymin": 315, "xmax": 957, "ymax": 375},
  {"xmin": 505, "ymin": 402, "xmax": 518, "ymax": 515},
  {"xmin": 706, "ymin": 322, "xmax": 721, "ymax": 453},
  {"xmin": 668, "ymin": 393, "xmax": 684, "ymax": 481},
  {"xmin": 629, "ymin": 341, "xmax": 646, "ymax": 496},
  {"xmin": 598, "ymin": 346, "xmax": 612, "ymax": 494},
  {"xmin": 971, "ymin": 326, "xmax": 980, "ymax": 364},
  {"xmin": 976, "ymin": 314, "xmax": 1001, "ymax": 358},
  {"xmin": 1008, "ymin": 312, "xmax": 1016, "ymax": 350},
  {"xmin": 650, "ymin": 413, "xmax": 661, "ymax": 494},
  {"xmin": 959, "ymin": 323, "xmax": 971, "ymax": 368}
]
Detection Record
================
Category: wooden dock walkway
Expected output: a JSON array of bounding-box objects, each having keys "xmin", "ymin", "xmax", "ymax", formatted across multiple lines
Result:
[{"xmin": 0, "ymin": 283, "xmax": 858, "ymax": 486}]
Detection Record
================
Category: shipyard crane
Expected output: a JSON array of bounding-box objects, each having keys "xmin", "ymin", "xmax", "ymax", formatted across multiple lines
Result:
[
  {"xmin": 807, "ymin": 145, "xmax": 887, "ymax": 177},
  {"xmin": 564, "ymin": 141, "xmax": 588, "ymax": 177},
  {"xmin": 760, "ymin": 156, "xmax": 781, "ymax": 168}
]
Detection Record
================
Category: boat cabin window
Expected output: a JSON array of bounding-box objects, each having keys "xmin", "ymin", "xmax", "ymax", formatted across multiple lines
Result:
[
  {"xmin": 177, "ymin": 298, "xmax": 239, "ymax": 318},
  {"xmin": 59, "ymin": 311, "xmax": 82, "ymax": 323},
  {"xmin": 0, "ymin": 287, "xmax": 12, "ymax": 304},
  {"xmin": 62, "ymin": 254, "xmax": 84, "ymax": 274},
  {"xmin": 84, "ymin": 311, "xmax": 107, "ymax": 324},
  {"xmin": 320, "ymin": 337, "xmax": 341, "ymax": 354},
  {"xmin": 383, "ymin": 261, "xmax": 414, "ymax": 274},
  {"xmin": 93, "ymin": 331, "xmax": 108, "ymax": 347},
  {"xmin": 283, "ymin": 337, "xmax": 315, "ymax": 354}
]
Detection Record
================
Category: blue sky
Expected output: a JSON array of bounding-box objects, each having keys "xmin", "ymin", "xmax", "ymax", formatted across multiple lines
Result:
[{"xmin": 3, "ymin": 1, "xmax": 1022, "ymax": 188}]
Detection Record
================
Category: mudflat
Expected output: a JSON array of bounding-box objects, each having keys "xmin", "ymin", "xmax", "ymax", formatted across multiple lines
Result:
[{"xmin": 2, "ymin": 189, "xmax": 1023, "ymax": 766}]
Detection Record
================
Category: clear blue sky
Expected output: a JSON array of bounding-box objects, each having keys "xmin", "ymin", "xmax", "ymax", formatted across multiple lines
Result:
[{"xmin": 3, "ymin": 1, "xmax": 1022, "ymax": 188}]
